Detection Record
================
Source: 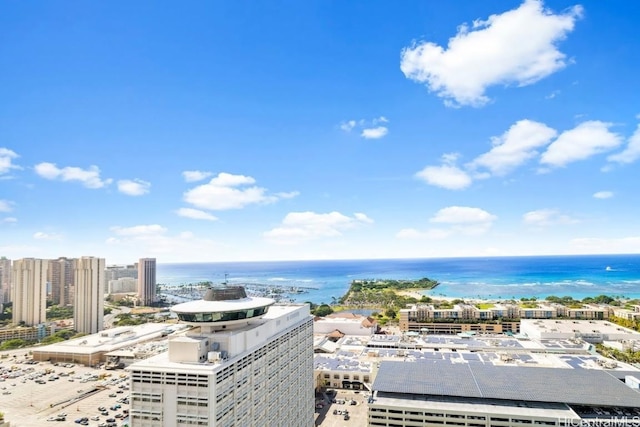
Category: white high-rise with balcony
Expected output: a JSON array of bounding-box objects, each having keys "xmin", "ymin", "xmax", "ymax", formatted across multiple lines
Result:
[
  {"xmin": 137, "ymin": 258, "xmax": 156, "ymax": 306},
  {"xmin": 11, "ymin": 258, "xmax": 48, "ymax": 326},
  {"xmin": 128, "ymin": 286, "xmax": 314, "ymax": 427},
  {"xmin": 74, "ymin": 256, "xmax": 105, "ymax": 334}
]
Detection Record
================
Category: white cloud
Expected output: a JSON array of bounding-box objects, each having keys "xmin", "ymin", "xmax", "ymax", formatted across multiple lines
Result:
[
  {"xmin": 0, "ymin": 148, "xmax": 20, "ymax": 175},
  {"xmin": 522, "ymin": 209, "xmax": 578, "ymax": 227},
  {"xmin": 33, "ymin": 231, "xmax": 62, "ymax": 240},
  {"xmin": 274, "ymin": 191, "xmax": 300, "ymax": 199},
  {"xmin": 416, "ymin": 153, "xmax": 472, "ymax": 190},
  {"xmin": 431, "ymin": 206, "xmax": 497, "ymax": 225},
  {"xmin": 470, "ymin": 119, "xmax": 557, "ymax": 175},
  {"xmin": 1, "ymin": 217, "xmax": 17, "ymax": 224},
  {"xmin": 540, "ymin": 121, "xmax": 623, "ymax": 167},
  {"xmin": 176, "ymin": 207, "xmax": 218, "ymax": 221},
  {"xmin": 396, "ymin": 228, "xmax": 451, "ymax": 240},
  {"xmin": 0, "ymin": 200, "xmax": 13, "ymax": 212},
  {"xmin": 184, "ymin": 172, "xmax": 291, "ymax": 210},
  {"xmin": 106, "ymin": 225, "xmax": 223, "ymax": 259},
  {"xmin": 340, "ymin": 120, "xmax": 357, "ymax": 132},
  {"xmin": 399, "ymin": 206, "xmax": 496, "ymax": 239},
  {"xmin": 182, "ymin": 170, "xmax": 213, "ymax": 182},
  {"xmin": 593, "ymin": 191, "xmax": 613, "ymax": 199},
  {"xmin": 264, "ymin": 211, "xmax": 373, "ymax": 244},
  {"xmin": 400, "ymin": 0, "xmax": 583, "ymax": 107},
  {"xmin": 117, "ymin": 179, "xmax": 151, "ymax": 196},
  {"xmin": 341, "ymin": 117, "xmax": 390, "ymax": 139},
  {"xmin": 361, "ymin": 127, "xmax": 389, "ymax": 139},
  {"xmin": 607, "ymin": 123, "xmax": 640, "ymax": 165},
  {"xmin": 110, "ymin": 224, "xmax": 168, "ymax": 236},
  {"xmin": 570, "ymin": 236, "xmax": 640, "ymax": 253},
  {"xmin": 34, "ymin": 162, "xmax": 113, "ymax": 189}
]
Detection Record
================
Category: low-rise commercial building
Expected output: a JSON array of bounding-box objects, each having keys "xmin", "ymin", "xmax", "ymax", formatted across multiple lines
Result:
[{"xmin": 369, "ymin": 360, "xmax": 640, "ymax": 426}]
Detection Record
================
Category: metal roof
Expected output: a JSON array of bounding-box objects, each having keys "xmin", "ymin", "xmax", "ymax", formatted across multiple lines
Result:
[{"xmin": 372, "ymin": 360, "xmax": 640, "ymax": 408}]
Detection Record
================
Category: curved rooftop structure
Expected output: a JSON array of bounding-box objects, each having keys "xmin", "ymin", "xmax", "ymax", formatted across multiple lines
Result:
[{"xmin": 171, "ymin": 285, "xmax": 275, "ymax": 329}]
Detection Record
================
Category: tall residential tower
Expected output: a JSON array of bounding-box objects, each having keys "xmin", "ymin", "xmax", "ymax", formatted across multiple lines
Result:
[
  {"xmin": 0, "ymin": 256, "xmax": 11, "ymax": 309},
  {"xmin": 74, "ymin": 256, "xmax": 105, "ymax": 334},
  {"xmin": 137, "ymin": 258, "xmax": 156, "ymax": 306},
  {"xmin": 49, "ymin": 257, "xmax": 75, "ymax": 306},
  {"xmin": 11, "ymin": 258, "xmax": 48, "ymax": 326},
  {"xmin": 128, "ymin": 286, "xmax": 314, "ymax": 427}
]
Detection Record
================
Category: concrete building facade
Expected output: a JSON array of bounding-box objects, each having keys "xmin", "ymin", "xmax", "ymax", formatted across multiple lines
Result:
[
  {"xmin": 48, "ymin": 257, "xmax": 75, "ymax": 306},
  {"xmin": 369, "ymin": 360, "xmax": 640, "ymax": 426},
  {"xmin": 74, "ymin": 256, "xmax": 105, "ymax": 334},
  {"xmin": 128, "ymin": 286, "xmax": 314, "ymax": 427},
  {"xmin": 0, "ymin": 256, "xmax": 12, "ymax": 309},
  {"xmin": 137, "ymin": 258, "xmax": 156, "ymax": 306},
  {"xmin": 11, "ymin": 258, "xmax": 48, "ymax": 326},
  {"xmin": 108, "ymin": 277, "xmax": 138, "ymax": 294}
]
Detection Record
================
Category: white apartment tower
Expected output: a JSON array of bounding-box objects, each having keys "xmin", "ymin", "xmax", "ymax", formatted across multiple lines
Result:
[
  {"xmin": 0, "ymin": 256, "xmax": 11, "ymax": 309},
  {"xmin": 74, "ymin": 256, "xmax": 105, "ymax": 334},
  {"xmin": 128, "ymin": 286, "xmax": 314, "ymax": 427},
  {"xmin": 137, "ymin": 258, "xmax": 156, "ymax": 306},
  {"xmin": 11, "ymin": 258, "xmax": 48, "ymax": 326}
]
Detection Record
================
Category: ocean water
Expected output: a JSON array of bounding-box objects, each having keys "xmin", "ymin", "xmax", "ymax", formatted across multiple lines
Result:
[{"xmin": 157, "ymin": 254, "xmax": 640, "ymax": 305}]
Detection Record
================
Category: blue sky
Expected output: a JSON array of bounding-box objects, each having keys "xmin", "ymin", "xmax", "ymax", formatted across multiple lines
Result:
[{"xmin": 1, "ymin": 0, "xmax": 639, "ymax": 263}]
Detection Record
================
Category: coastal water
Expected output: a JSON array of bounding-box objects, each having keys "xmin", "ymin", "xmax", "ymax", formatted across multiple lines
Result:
[{"xmin": 157, "ymin": 254, "xmax": 640, "ymax": 305}]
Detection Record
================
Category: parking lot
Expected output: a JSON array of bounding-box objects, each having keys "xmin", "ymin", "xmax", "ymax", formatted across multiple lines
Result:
[
  {"xmin": 315, "ymin": 389, "xmax": 369, "ymax": 427},
  {"xmin": 0, "ymin": 350, "xmax": 129, "ymax": 427}
]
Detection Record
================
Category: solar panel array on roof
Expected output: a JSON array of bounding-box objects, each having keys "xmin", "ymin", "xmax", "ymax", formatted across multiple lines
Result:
[{"xmin": 373, "ymin": 360, "xmax": 640, "ymax": 408}]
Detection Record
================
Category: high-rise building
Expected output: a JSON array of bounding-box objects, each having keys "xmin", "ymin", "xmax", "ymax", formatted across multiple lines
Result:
[
  {"xmin": 0, "ymin": 256, "xmax": 11, "ymax": 309},
  {"xmin": 128, "ymin": 286, "xmax": 314, "ymax": 427},
  {"xmin": 11, "ymin": 258, "xmax": 48, "ymax": 326},
  {"xmin": 105, "ymin": 264, "xmax": 138, "ymax": 283},
  {"xmin": 48, "ymin": 257, "xmax": 75, "ymax": 306},
  {"xmin": 137, "ymin": 258, "xmax": 156, "ymax": 306},
  {"xmin": 74, "ymin": 256, "xmax": 105, "ymax": 334}
]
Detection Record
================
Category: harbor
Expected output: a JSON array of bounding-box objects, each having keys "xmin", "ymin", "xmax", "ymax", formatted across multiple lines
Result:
[{"xmin": 160, "ymin": 281, "xmax": 319, "ymax": 303}]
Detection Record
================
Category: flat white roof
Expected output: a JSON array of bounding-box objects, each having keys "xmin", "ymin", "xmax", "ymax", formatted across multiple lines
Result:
[{"xmin": 33, "ymin": 323, "xmax": 172, "ymax": 355}]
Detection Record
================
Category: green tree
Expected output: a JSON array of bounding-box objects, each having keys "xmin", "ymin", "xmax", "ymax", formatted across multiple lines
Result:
[
  {"xmin": 313, "ymin": 304, "xmax": 334, "ymax": 317},
  {"xmin": 0, "ymin": 338, "xmax": 27, "ymax": 350},
  {"xmin": 384, "ymin": 307, "xmax": 397, "ymax": 319}
]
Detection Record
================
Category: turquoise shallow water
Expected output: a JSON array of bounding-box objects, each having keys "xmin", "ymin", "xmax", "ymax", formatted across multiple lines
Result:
[{"xmin": 157, "ymin": 254, "xmax": 640, "ymax": 305}]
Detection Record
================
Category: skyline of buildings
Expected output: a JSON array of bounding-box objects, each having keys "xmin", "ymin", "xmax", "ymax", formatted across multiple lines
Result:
[{"xmin": 1, "ymin": 255, "xmax": 157, "ymax": 336}]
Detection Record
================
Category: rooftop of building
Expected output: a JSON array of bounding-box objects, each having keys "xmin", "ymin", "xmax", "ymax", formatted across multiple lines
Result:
[
  {"xmin": 128, "ymin": 303, "xmax": 308, "ymax": 373},
  {"xmin": 372, "ymin": 359, "xmax": 640, "ymax": 408},
  {"xmin": 522, "ymin": 319, "xmax": 640, "ymax": 336},
  {"xmin": 170, "ymin": 285, "xmax": 275, "ymax": 314},
  {"xmin": 313, "ymin": 333, "xmax": 639, "ymax": 372},
  {"xmin": 33, "ymin": 323, "xmax": 181, "ymax": 355}
]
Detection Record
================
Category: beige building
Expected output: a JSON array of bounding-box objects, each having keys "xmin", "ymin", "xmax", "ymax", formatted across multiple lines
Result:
[
  {"xmin": 74, "ymin": 256, "xmax": 105, "ymax": 334},
  {"xmin": 48, "ymin": 257, "xmax": 75, "ymax": 306},
  {"xmin": 400, "ymin": 302, "xmax": 610, "ymax": 333},
  {"xmin": 137, "ymin": 258, "xmax": 156, "ymax": 306},
  {"xmin": 11, "ymin": 258, "xmax": 48, "ymax": 326},
  {"xmin": 108, "ymin": 277, "xmax": 138, "ymax": 294},
  {"xmin": 0, "ymin": 256, "xmax": 11, "ymax": 308}
]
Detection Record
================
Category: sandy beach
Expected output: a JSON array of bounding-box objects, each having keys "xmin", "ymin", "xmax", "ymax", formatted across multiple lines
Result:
[{"xmin": 396, "ymin": 289, "xmax": 487, "ymax": 304}]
